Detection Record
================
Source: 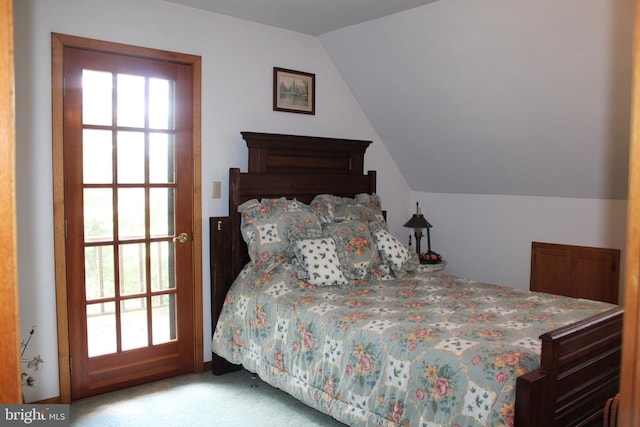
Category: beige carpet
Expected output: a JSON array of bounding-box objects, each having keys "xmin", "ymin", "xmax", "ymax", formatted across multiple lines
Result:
[{"xmin": 70, "ymin": 369, "xmax": 347, "ymax": 427}]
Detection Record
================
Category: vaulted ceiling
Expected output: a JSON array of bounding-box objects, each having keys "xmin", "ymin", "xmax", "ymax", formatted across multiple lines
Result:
[
  {"xmin": 164, "ymin": 0, "xmax": 634, "ymax": 200},
  {"xmin": 163, "ymin": 0, "xmax": 440, "ymax": 36}
]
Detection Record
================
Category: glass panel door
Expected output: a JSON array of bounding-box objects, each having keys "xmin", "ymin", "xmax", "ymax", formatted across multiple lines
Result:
[
  {"xmin": 82, "ymin": 69, "xmax": 178, "ymax": 357},
  {"xmin": 64, "ymin": 46, "xmax": 194, "ymax": 399}
]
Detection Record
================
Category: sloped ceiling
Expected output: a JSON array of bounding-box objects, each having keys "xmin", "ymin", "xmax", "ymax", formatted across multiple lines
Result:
[
  {"xmin": 164, "ymin": 0, "xmax": 634, "ymax": 199},
  {"xmin": 320, "ymin": 1, "xmax": 634, "ymax": 199},
  {"xmin": 162, "ymin": 0, "xmax": 440, "ymax": 36}
]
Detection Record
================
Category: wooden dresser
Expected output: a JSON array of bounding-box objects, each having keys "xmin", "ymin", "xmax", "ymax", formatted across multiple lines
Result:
[{"xmin": 530, "ymin": 241, "xmax": 620, "ymax": 304}]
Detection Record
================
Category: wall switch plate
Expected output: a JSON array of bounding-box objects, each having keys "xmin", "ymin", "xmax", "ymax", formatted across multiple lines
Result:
[{"xmin": 212, "ymin": 181, "xmax": 221, "ymax": 199}]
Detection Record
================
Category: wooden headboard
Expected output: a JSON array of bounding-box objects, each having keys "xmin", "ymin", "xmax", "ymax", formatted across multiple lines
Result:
[
  {"xmin": 230, "ymin": 132, "xmax": 376, "ymax": 279},
  {"xmin": 241, "ymin": 131, "xmax": 371, "ymax": 175},
  {"xmin": 210, "ymin": 133, "xmax": 377, "ymax": 373}
]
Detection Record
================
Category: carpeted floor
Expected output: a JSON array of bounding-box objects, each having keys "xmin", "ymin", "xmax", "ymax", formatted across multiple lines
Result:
[{"xmin": 70, "ymin": 369, "xmax": 347, "ymax": 427}]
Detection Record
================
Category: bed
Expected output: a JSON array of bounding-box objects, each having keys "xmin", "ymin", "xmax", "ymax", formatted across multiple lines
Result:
[{"xmin": 210, "ymin": 132, "xmax": 623, "ymax": 427}]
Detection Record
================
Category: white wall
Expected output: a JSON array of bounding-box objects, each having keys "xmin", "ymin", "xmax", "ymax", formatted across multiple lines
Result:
[
  {"xmin": 413, "ymin": 191, "xmax": 628, "ymax": 292},
  {"xmin": 13, "ymin": 0, "xmax": 409, "ymax": 401}
]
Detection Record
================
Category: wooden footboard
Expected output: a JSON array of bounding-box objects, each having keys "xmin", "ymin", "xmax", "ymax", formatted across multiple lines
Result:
[{"xmin": 515, "ymin": 306, "xmax": 623, "ymax": 427}]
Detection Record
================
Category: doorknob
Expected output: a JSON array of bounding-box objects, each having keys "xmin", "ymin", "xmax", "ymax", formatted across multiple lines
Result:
[{"xmin": 173, "ymin": 232, "xmax": 189, "ymax": 244}]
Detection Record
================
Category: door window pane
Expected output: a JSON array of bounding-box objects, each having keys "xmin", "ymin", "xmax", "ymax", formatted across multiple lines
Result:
[
  {"xmin": 150, "ymin": 241, "xmax": 174, "ymax": 291},
  {"xmin": 118, "ymin": 188, "xmax": 145, "ymax": 240},
  {"xmin": 149, "ymin": 78, "xmax": 174, "ymax": 130},
  {"xmin": 85, "ymin": 245, "xmax": 115, "ymax": 300},
  {"xmin": 117, "ymin": 131, "xmax": 145, "ymax": 184},
  {"xmin": 121, "ymin": 298, "xmax": 148, "ymax": 351},
  {"xmin": 150, "ymin": 188, "xmax": 173, "ymax": 238},
  {"xmin": 149, "ymin": 133, "xmax": 174, "ymax": 184},
  {"xmin": 119, "ymin": 243, "xmax": 146, "ymax": 296},
  {"xmin": 152, "ymin": 294, "xmax": 176, "ymax": 344},
  {"xmin": 117, "ymin": 74, "xmax": 145, "ymax": 128},
  {"xmin": 83, "ymin": 129, "xmax": 113, "ymax": 184},
  {"xmin": 82, "ymin": 70, "xmax": 112, "ymax": 126},
  {"xmin": 87, "ymin": 302, "xmax": 116, "ymax": 357},
  {"xmin": 84, "ymin": 188, "xmax": 113, "ymax": 242}
]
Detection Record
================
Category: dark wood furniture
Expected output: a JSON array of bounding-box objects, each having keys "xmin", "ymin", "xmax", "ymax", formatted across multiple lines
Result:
[
  {"xmin": 210, "ymin": 132, "xmax": 623, "ymax": 427},
  {"xmin": 242, "ymin": 131, "xmax": 371, "ymax": 175},
  {"xmin": 530, "ymin": 241, "xmax": 620, "ymax": 304},
  {"xmin": 515, "ymin": 307, "xmax": 622, "ymax": 426}
]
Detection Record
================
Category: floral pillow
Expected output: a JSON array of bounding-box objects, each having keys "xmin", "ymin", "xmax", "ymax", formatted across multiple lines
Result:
[
  {"xmin": 310, "ymin": 193, "xmax": 386, "ymax": 228},
  {"xmin": 238, "ymin": 197, "xmax": 322, "ymax": 271},
  {"xmin": 344, "ymin": 204, "xmax": 386, "ymax": 229},
  {"xmin": 308, "ymin": 194, "xmax": 348, "ymax": 222},
  {"xmin": 371, "ymin": 224, "xmax": 419, "ymax": 278},
  {"xmin": 293, "ymin": 237, "xmax": 349, "ymax": 286},
  {"xmin": 322, "ymin": 220, "xmax": 381, "ymax": 279}
]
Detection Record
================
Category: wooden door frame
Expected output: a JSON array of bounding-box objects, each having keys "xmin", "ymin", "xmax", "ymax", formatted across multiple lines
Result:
[
  {"xmin": 620, "ymin": 0, "xmax": 640, "ymax": 423},
  {"xmin": 51, "ymin": 33, "xmax": 203, "ymax": 403},
  {"xmin": 0, "ymin": 0, "xmax": 21, "ymax": 404}
]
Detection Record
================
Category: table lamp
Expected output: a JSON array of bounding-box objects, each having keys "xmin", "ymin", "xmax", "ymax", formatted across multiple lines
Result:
[{"xmin": 403, "ymin": 202, "xmax": 442, "ymax": 264}]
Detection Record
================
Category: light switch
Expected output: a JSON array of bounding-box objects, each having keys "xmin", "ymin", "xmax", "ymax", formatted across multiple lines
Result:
[{"xmin": 211, "ymin": 181, "xmax": 221, "ymax": 199}]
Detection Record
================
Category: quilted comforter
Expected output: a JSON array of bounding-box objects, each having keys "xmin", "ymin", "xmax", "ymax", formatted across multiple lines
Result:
[{"xmin": 211, "ymin": 263, "xmax": 614, "ymax": 427}]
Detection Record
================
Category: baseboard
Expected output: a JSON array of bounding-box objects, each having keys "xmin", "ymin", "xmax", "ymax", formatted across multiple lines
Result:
[
  {"xmin": 30, "ymin": 396, "xmax": 62, "ymax": 404},
  {"xmin": 31, "ymin": 363, "xmax": 213, "ymax": 405}
]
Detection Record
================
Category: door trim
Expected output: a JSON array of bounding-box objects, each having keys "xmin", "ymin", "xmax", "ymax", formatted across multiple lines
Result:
[
  {"xmin": 51, "ymin": 33, "xmax": 203, "ymax": 403},
  {"xmin": 0, "ymin": 0, "xmax": 22, "ymax": 404}
]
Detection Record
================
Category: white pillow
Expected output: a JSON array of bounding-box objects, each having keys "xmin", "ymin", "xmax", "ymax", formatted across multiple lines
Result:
[
  {"xmin": 372, "ymin": 228, "xmax": 419, "ymax": 278},
  {"xmin": 294, "ymin": 237, "xmax": 349, "ymax": 286}
]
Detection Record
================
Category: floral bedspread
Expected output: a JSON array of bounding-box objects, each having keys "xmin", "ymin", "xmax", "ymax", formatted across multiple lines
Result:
[{"xmin": 212, "ymin": 263, "xmax": 615, "ymax": 427}]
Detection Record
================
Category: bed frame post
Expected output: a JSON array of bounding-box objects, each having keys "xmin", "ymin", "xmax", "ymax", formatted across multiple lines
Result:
[
  {"xmin": 210, "ymin": 216, "xmax": 241, "ymax": 375},
  {"xmin": 515, "ymin": 358, "xmax": 554, "ymax": 426},
  {"xmin": 229, "ymin": 168, "xmax": 248, "ymax": 280},
  {"xmin": 368, "ymin": 170, "xmax": 377, "ymax": 193}
]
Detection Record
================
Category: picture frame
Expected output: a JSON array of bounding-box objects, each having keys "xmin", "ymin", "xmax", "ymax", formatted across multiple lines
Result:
[{"xmin": 273, "ymin": 67, "xmax": 315, "ymax": 115}]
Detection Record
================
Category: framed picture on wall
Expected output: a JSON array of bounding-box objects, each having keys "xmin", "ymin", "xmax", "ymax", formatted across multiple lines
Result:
[{"xmin": 273, "ymin": 67, "xmax": 315, "ymax": 115}]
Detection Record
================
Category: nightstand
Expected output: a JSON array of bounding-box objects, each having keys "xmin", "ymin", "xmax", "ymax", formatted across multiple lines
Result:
[{"xmin": 419, "ymin": 261, "xmax": 446, "ymax": 272}]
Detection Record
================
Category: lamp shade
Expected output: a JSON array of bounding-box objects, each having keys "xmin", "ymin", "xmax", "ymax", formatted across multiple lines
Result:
[{"xmin": 403, "ymin": 214, "xmax": 431, "ymax": 230}]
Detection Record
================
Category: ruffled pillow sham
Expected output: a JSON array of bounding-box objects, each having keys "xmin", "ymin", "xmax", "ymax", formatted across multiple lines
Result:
[
  {"xmin": 309, "ymin": 193, "xmax": 386, "ymax": 228},
  {"xmin": 238, "ymin": 194, "xmax": 413, "ymax": 281},
  {"xmin": 345, "ymin": 193, "xmax": 387, "ymax": 226},
  {"xmin": 238, "ymin": 197, "xmax": 323, "ymax": 271}
]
